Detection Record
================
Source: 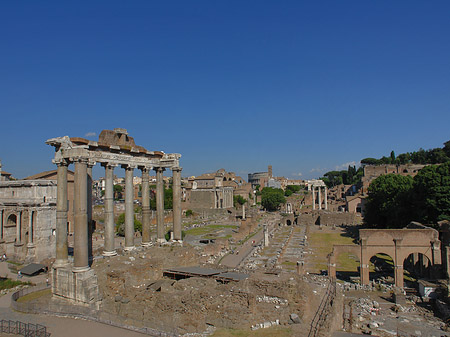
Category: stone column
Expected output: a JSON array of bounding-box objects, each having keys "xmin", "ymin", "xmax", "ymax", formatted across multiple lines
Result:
[
  {"xmin": 318, "ymin": 187, "xmax": 322, "ymax": 210},
  {"xmin": 394, "ymin": 239, "xmax": 403, "ymax": 288},
  {"xmin": 431, "ymin": 240, "xmax": 442, "ymax": 278},
  {"xmin": 27, "ymin": 210, "xmax": 34, "ymax": 247},
  {"xmin": 123, "ymin": 165, "xmax": 135, "ymax": 250},
  {"xmin": 360, "ymin": 238, "xmax": 370, "ymax": 285},
  {"xmin": 312, "ymin": 186, "xmax": 315, "ymax": 210},
  {"xmin": 172, "ymin": 167, "xmax": 182, "ymax": 242},
  {"xmin": 73, "ymin": 159, "xmax": 90, "ymax": 272},
  {"xmin": 141, "ymin": 167, "xmax": 152, "ymax": 246},
  {"xmin": 0, "ymin": 209, "xmax": 4, "ymax": 241},
  {"xmin": 264, "ymin": 224, "xmax": 269, "ymax": 247},
  {"xmin": 54, "ymin": 160, "xmax": 69, "ymax": 267},
  {"xmin": 87, "ymin": 162, "xmax": 94, "ymax": 263},
  {"xmin": 102, "ymin": 164, "xmax": 116, "ymax": 256},
  {"xmin": 324, "ymin": 187, "xmax": 328, "ymax": 210},
  {"xmin": 155, "ymin": 167, "xmax": 166, "ymax": 243},
  {"xmin": 242, "ymin": 204, "xmax": 246, "ymax": 220},
  {"xmin": 15, "ymin": 210, "xmax": 22, "ymax": 245}
]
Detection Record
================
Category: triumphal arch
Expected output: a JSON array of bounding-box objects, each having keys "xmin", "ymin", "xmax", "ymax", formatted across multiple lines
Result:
[{"xmin": 46, "ymin": 128, "xmax": 181, "ymax": 305}]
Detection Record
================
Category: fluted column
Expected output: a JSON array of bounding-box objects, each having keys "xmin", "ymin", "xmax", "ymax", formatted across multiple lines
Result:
[
  {"xmin": 172, "ymin": 167, "xmax": 182, "ymax": 241},
  {"xmin": 73, "ymin": 159, "xmax": 89, "ymax": 272},
  {"xmin": 54, "ymin": 160, "xmax": 69, "ymax": 267},
  {"xmin": 312, "ymin": 186, "xmax": 316, "ymax": 210},
  {"xmin": 155, "ymin": 167, "xmax": 166, "ymax": 243},
  {"xmin": 102, "ymin": 163, "xmax": 117, "ymax": 256},
  {"xmin": 141, "ymin": 167, "xmax": 152, "ymax": 246},
  {"xmin": 123, "ymin": 165, "xmax": 135, "ymax": 250},
  {"xmin": 324, "ymin": 187, "xmax": 328, "ymax": 210}
]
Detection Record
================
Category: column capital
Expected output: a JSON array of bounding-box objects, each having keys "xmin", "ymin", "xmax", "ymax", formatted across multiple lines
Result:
[
  {"xmin": 138, "ymin": 165, "xmax": 152, "ymax": 172},
  {"xmin": 121, "ymin": 164, "xmax": 137, "ymax": 170},
  {"xmin": 55, "ymin": 159, "xmax": 70, "ymax": 167},
  {"xmin": 155, "ymin": 167, "xmax": 166, "ymax": 173},
  {"xmin": 172, "ymin": 167, "xmax": 183, "ymax": 172},
  {"xmin": 101, "ymin": 162, "xmax": 118, "ymax": 169},
  {"xmin": 73, "ymin": 157, "xmax": 89, "ymax": 164},
  {"xmin": 87, "ymin": 160, "xmax": 96, "ymax": 168}
]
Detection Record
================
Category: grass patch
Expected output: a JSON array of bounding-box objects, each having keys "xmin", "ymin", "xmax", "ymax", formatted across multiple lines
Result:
[
  {"xmin": 7, "ymin": 261, "xmax": 22, "ymax": 266},
  {"xmin": 308, "ymin": 231, "xmax": 357, "ymax": 273},
  {"xmin": 17, "ymin": 289, "xmax": 51, "ymax": 303},
  {"xmin": 0, "ymin": 278, "xmax": 32, "ymax": 291},
  {"xmin": 212, "ymin": 326, "xmax": 292, "ymax": 337},
  {"xmin": 337, "ymin": 252, "xmax": 360, "ymax": 271},
  {"xmin": 282, "ymin": 261, "xmax": 297, "ymax": 266}
]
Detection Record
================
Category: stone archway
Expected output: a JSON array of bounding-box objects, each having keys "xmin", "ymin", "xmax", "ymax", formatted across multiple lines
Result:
[
  {"xmin": 360, "ymin": 228, "xmax": 440, "ymax": 287},
  {"xmin": 403, "ymin": 252, "xmax": 432, "ymax": 281},
  {"xmin": 330, "ymin": 226, "xmax": 441, "ymax": 288},
  {"xmin": 369, "ymin": 253, "xmax": 395, "ymax": 285}
]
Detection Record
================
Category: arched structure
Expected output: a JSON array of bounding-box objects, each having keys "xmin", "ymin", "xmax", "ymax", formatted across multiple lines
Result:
[{"xmin": 328, "ymin": 227, "xmax": 441, "ymax": 288}]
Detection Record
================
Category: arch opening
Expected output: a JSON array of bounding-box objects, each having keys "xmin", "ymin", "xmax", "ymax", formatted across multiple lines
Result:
[
  {"xmin": 369, "ymin": 253, "xmax": 395, "ymax": 285},
  {"xmin": 6, "ymin": 214, "xmax": 17, "ymax": 227},
  {"xmin": 403, "ymin": 253, "xmax": 431, "ymax": 286}
]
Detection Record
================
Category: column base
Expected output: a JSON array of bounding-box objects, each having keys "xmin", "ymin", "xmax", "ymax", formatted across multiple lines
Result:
[
  {"xmin": 102, "ymin": 250, "xmax": 117, "ymax": 257},
  {"xmin": 170, "ymin": 240, "xmax": 183, "ymax": 245},
  {"xmin": 123, "ymin": 246, "xmax": 135, "ymax": 251},
  {"xmin": 157, "ymin": 238, "xmax": 166, "ymax": 244},
  {"xmin": 73, "ymin": 266, "xmax": 90, "ymax": 273},
  {"xmin": 141, "ymin": 241, "xmax": 152, "ymax": 247},
  {"xmin": 53, "ymin": 260, "xmax": 70, "ymax": 268}
]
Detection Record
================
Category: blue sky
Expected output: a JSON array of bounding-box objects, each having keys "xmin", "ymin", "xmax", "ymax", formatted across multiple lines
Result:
[{"xmin": 1, "ymin": 1, "xmax": 449, "ymax": 180}]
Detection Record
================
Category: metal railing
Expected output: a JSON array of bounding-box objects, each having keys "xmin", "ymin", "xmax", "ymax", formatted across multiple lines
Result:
[
  {"xmin": 308, "ymin": 279, "xmax": 337, "ymax": 337},
  {"xmin": 0, "ymin": 320, "xmax": 50, "ymax": 337}
]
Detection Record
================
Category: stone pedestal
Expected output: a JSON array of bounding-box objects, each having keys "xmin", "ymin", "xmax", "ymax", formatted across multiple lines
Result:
[{"xmin": 52, "ymin": 265, "xmax": 101, "ymax": 309}]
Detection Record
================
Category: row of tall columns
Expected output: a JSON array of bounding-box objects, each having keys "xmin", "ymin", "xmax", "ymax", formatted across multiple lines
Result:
[
  {"xmin": 311, "ymin": 186, "xmax": 328, "ymax": 210},
  {"xmin": 54, "ymin": 159, "xmax": 183, "ymax": 271}
]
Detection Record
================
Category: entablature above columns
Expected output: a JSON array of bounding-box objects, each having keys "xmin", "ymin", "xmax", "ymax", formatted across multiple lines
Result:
[{"xmin": 47, "ymin": 134, "xmax": 181, "ymax": 169}]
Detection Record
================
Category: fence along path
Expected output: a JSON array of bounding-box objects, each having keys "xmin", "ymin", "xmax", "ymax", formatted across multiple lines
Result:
[
  {"xmin": 308, "ymin": 279, "xmax": 337, "ymax": 337},
  {"xmin": 1, "ymin": 319, "xmax": 50, "ymax": 337}
]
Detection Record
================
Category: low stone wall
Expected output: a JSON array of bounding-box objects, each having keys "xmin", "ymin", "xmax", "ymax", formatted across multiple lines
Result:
[
  {"xmin": 11, "ymin": 284, "xmax": 178, "ymax": 337},
  {"xmin": 297, "ymin": 211, "xmax": 357, "ymax": 227}
]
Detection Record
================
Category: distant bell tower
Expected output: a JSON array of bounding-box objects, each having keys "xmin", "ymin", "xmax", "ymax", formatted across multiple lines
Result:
[{"xmin": 268, "ymin": 165, "xmax": 272, "ymax": 178}]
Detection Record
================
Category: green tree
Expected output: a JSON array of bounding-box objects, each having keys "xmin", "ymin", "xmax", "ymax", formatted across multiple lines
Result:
[
  {"xmin": 364, "ymin": 174, "xmax": 414, "ymax": 228},
  {"xmin": 233, "ymin": 195, "xmax": 246, "ymax": 207},
  {"xmin": 150, "ymin": 187, "xmax": 173, "ymax": 210},
  {"xmin": 411, "ymin": 162, "xmax": 450, "ymax": 225},
  {"xmin": 261, "ymin": 187, "xmax": 286, "ymax": 211},
  {"xmin": 115, "ymin": 213, "xmax": 142, "ymax": 236},
  {"xmin": 113, "ymin": 184, "xmax": 123, "ymax": 200},
  {"xmin": 361, "ymin": 158, "xmax": 381, "ymax": 165}
]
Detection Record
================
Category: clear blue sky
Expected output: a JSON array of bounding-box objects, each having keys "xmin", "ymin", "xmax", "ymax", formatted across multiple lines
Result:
[{"xmin": 1, "ymin": 1, "xmax": 450, "ymax": 180}]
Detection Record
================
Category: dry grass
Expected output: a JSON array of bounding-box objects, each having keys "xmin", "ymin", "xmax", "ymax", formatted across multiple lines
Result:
[
  {"xmin": 212, "ymin": 326, "xmax": 292, "ymax": 337},
  {"xmin": 16, "ymin": 289, "xmax": 51, "ymax": 303}
]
